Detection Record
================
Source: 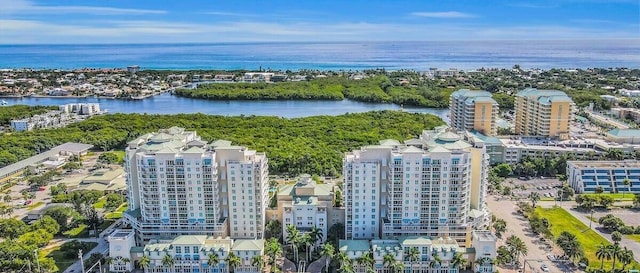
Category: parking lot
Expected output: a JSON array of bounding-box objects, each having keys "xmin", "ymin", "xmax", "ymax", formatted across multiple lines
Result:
[
  {"xmin": 488, "ymin": 195, "xmax": 582, "ymax": 273},
  {"xmin": 508, "ymin": 177, "xmax": 563, "ymax": 199}
]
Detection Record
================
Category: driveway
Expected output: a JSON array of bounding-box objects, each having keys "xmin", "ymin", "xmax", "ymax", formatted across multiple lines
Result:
[{"xmin": 487, "ymin": 196, "xmax": 578, "ymax": 273}]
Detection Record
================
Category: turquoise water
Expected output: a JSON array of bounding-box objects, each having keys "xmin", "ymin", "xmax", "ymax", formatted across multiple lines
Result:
[{"xmin": 1, "ymin": 40, "xmax": 638, "ymax": 70}]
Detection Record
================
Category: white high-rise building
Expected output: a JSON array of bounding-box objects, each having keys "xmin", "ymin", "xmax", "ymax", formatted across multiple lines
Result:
[
  {"xmin": 123, "ymin": 127, "xmax": 268, "ymax": 243},
  {"xmin": 343, "ymin": 126, "xmax": 489, "ymax": 246}
]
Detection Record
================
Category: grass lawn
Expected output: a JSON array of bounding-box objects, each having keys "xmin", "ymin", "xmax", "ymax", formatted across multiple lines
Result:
[
  {"xmin": 26, "ymin": 201, "xmax": 44, "ymax": 211},
  {"xmin": 581, "ymin": 193, "xmax": 633, "ymax": 201},
  {"xmin": 536, "ymin": 207, "xmax": 638, "ymax": 269},
  {"xmin": 93, "ymin": 196, "xmax": 106, "ymax": 209},
  {"xmin": 105, "ymin": 203, "xmax": 128, "ymax": 219},
  {"xmin": 63, "ymin": 224, "xmax": 89, "ymax": 238},
  {"xmin": 627, "ymin": 234, "xmax": 640, "ymax": 243},
  {"xmin": 42, "ymin": 242, "xmax": 97, "ymax": 272}
]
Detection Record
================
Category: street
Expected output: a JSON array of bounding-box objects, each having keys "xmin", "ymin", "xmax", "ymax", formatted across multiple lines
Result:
[{"xmin": 488, "ymin": 196, "xmax": 578, "ymax": 273}]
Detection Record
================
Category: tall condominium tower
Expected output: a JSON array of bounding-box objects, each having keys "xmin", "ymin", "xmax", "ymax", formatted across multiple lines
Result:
[
  {"xmin": 449, "ymin": 89, "xmax": 499, "ymax": 136},
  {"xmin": 515, "ymin": 88, "xmax": 574, "ymax": 138},
  {"xmin": 343, "ymin": 126, "xmax": 489, "ymax": 246},
  {"xmin": 123, "ymin": 127, "xmax": 268, "ymax": 243}
]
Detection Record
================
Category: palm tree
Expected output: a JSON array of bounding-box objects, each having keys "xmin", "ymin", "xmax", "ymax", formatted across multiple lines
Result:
[
  {"xmin": 359, "ymin": 251, "xmax": 375, "ymax": 273},
  {"xmin": 451, "ymin": 252, "xmax": 466, "ymax": 270},
  {"xmin": 265, "ymin": 238, "xmax": 283, "ymax": 273},
  {"xmin": 389, "ymin": 261, "xmax": 405, "ymax": 273},
  {"xmin": 529, "ymin": 192, "xmax": 541, "ymax": 208},
  {"xmin": 320, "ymin": 243, "xmax": 335, "ymax": 273},
  {"xmin": 619, "ymin": 247, "xmax": 634, "ymax": 271},
  {"xmin": 595, "ymin": 244, "xmax": 611, "ymax": 270},
  {"xmin": 309, "ymin": 226, "xmax": 323, "ymax": 247},
  {"xmin": 622, "ymin": 178, "xmax": 631, "ymax": 198},
  {"xmin": 137, "ymin": 255, "xmax": 151, "ymax": 270},
  {"xmin": 337, "ymin": 251, "xmax": 352, "ymax": 272},
  {"xmin": 383, "ymin": 253, "xmax": 396, "ymax": 268},
  {"xmin": 208, "ymin": 252, "xmax": 220, "ymax": 270},
  {"xmin": 301, "ymin": 233, "xmax": 313, "ymax": 262},
  {"xmin": 227, "ymin": 252, "xmax": 242, "ymax": 273},
  {"xmin": 611, "ymin": 231, "xmax": 622, "ymax": 245},
  {"xmin": 251, "ymin": 255, "xmax": 264, "ymax": 272},
  {"xmin": 104, "ymin": 256, "xmax": 114, "ymax": 271},
  {"xmin": 430, "ymin": 252, "xmax": 441, "ymax": 268},
  {"xmin": 608, "ymin": 244, "xmax": 622, "ymax": 271},
  {"xmin": 404, "ymin": 247, "xmax": 419, "ymax": 273},
  {"xmin": 161, "ymin": 253, "xmax": 174, "ymax": 273},
  {"xmin": 506, "ymin": 235, "xmax": 528, "ymax": 266},
  {"xmin": 285, "ymin": 225, "xmax": 301, "ymax": 263}
]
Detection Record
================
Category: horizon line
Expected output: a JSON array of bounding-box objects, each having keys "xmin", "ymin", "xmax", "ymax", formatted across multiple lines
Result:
[{"xmin": 1, "ymin": 38, "xmax": 640, "ymax": 46}]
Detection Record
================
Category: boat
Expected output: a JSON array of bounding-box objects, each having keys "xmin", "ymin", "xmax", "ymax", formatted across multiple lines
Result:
[{"xmin": 0, "ymin": 100, "xmax": 8, "ymax": 106}]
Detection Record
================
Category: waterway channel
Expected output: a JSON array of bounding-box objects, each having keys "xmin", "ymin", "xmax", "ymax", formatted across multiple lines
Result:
[{"xmin": 2, "ymin": 93, "xmax": 450, "ymax": 121}]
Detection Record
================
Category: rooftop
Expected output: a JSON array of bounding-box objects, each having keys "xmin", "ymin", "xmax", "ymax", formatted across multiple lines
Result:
[
  {"xmin": 339, "ymin": 240, "xmax": 371, "ymax": 252},
  {"xmin": 608, "ymin": 129, "xmax": 640, "ymax": 138},
  {"xmin": 568, "ymin": 160, "xmax": 640, "ymax": 169},
  {"xmin": 232, "ymin": 239, "xmax": 264, "ymax": 251},
  {"xmin": 0, "ymin": 142, "xmax": 93, "ymax": 179}
]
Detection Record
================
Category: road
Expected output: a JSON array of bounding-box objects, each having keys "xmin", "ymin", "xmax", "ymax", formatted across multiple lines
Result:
[
  {"xmin": 586, "ymin": 110, "xmax": 630, "ymax": 129},
  {"xmin": 488, "ymin": 196, "xmax": 578, "ymax": 273}
]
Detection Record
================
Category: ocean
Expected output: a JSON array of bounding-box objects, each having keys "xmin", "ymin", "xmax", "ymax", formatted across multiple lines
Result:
[{"xmin": 0, "ymin": 40, "xmax": 639, "ymax": 71}]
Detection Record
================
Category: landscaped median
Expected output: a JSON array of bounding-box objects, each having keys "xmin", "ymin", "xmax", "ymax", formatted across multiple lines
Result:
[{"xmin": 536, "ymin": 206, "xmax": 639, "ymax": 270}]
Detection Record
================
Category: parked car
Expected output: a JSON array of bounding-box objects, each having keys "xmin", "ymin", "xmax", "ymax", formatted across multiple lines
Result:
[{"xmin": 540, "ymin": 264, "xmax": 549, "ymax": 272}]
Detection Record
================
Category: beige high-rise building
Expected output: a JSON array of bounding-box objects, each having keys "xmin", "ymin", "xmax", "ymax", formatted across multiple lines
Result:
[
  {"xmin": 449, "ymin": 89, "xmax": 499, "ymax": 136},
  {"xmin": 515, "ymin": 88, "xmax": 574, "ymax": 138}
]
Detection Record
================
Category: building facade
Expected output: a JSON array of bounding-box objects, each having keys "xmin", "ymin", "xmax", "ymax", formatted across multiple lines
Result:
[
  {"xmin": 515, "ymin": 88, "xmax": 574, "ymax": 138},
  {"xmin": 123, "ymin": 127, "xmax": 268, "ymax": 243},
  {"xmin": 276, "ymin": 174, "xmax": 343, "ymax": 242},
  {"xmin": 343, "ymin": 126, "xmax": 490, "ymax": 246},
  {"xmin": 340, "ymin": 237, "xmax": 465, "ymax": 273},
  {"xmin": 567, "ymin": 160, "xmax": 640, "ymax": 193},
  {"xmin": 125, "ymin": 233, "xmax": 263, "ymax": 273},
  {"xmin": 449, "ymin": 89, "xmax": 499, "ymax": 136}
]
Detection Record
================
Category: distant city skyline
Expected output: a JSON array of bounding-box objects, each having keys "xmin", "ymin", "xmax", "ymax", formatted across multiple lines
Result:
[{"xmin": 0, "ymin": 0, "xmax": 639, "ymax": 44}]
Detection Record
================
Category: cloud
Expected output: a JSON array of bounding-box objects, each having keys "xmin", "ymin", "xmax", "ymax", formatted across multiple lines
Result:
[
  {"xmin": 0, "ymin": 18, "xmax": 637, "ymax": 44},
  {"xmin": 203, "ymin": 11, "xmax": 257, "ymax": 17},
  {"xmin": 0, "ymin": 0, "xmax": 166, "ymax": 15},
  {"xmin": 411, "ymin": 11, "xmax": 476, "ymax": 18}
]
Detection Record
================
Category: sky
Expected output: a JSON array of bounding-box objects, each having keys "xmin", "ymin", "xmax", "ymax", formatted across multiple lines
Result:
[{"xmin": 0, "ymin": 0, "xmax": 639, "ymax": 44}]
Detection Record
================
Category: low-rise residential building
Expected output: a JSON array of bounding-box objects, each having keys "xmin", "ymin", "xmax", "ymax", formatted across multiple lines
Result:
[
  {"xmin": 59, "ymin": 103, "xmax": 101, "ymax": 115},
  {"xmin": 606, "ymin": 129, "xmax": 640, "ymax": 144},
  {"xmin": 342, "ymin": 237, "xmax": 464, "ymax": 273},
  {"xmin": 275, "ymin": 174, "xmax": 344, "ymax": 242},
  {"xmin": 108, "ymin": 230, "xmax": 264, "ymax": 273},
  {"xmin": 0, "ymin": 142, "xmax": 92, "ymax": 182},
  {"xmin": 567, "ymin": 160, "xmax": 640, "ymax": 193}
]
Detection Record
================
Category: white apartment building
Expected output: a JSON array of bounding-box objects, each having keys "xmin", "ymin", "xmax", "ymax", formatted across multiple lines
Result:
[
  {"xmin": 567, "ymin": 160, "xmax": 640, "ymax": 194},
  {"xmin": 343, "ymin": 126, "xmax": 489, "ymax": 246},
  {"xmin": 214, "ymin": 140, "xmax": 269, "ymax": 239},
  {"xmin": 112, "ymin": 231, "xmax": 264, "ymax": 273},
  {"xmin": 59, "ymin": 103, "xmax": 101, "ymax": 115},
  {"xmin": 123, "ymin": 127, "xmax": 268, "ymax": 243},
  {"xmin": 276, "ymin": 174, "xmax": 344, "ymax": 242},
  {"xmin": 340, "ymin": 237, "xmax": 464, "ymax": 273}
]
